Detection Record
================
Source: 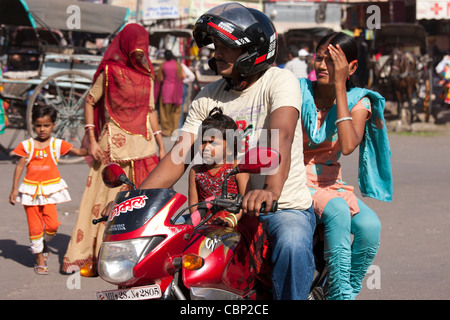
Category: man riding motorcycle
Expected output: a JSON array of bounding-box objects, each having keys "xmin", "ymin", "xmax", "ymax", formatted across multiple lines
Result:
[{"xmin": 139, "ymin": 2, "xmax": 316, "ymax": 300}]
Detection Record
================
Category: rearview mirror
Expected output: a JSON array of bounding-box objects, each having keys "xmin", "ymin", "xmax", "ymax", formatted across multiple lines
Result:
[
  {"xmin": 236, "ymin": 147, "xmax": 280, "ymax": 174},
  {"xmin": 221, "ymin": 147, "xmax": 280, "ymax": 197},
  {"xmin": 102, "ymin": 164, "xmax": 134, "ymax": 189}
]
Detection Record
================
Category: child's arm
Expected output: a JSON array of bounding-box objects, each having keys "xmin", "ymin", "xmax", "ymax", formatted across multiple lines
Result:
[
  {"xmin": 233, "ymin": 171, "xmax": 251, "ymax": 223},
  {"xmin": 9, "ymin": 157, "xmax": 26, "ymax": 205},
  {"xmin": 188, "ymin": 166, "xmax": 199, "ymax": 214},
  {"xmin": 59, "ymin": 140, "xmax": 88, "ymax": 157},
  {"xmin": 68, "ymin": 146, "xmax": 88, "ymax": 157},
  {"xmin": 213, "ymin": 171, "xmax": 250, "ymax": 228}
]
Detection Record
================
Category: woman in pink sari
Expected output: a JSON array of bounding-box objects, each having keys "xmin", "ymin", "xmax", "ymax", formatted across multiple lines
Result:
[{"xmin": 155, "ymin": 50, "xmax": 185, "ymax": 136}]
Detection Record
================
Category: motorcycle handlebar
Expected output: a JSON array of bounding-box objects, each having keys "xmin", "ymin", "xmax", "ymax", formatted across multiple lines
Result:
[
  {"xmin": 210, "ymin": 195, "xmax": 278, "ymax": 214},
  {"xmin": 96, "ymin": 193, "xmax": 279, "ymax": 226},
  {"xmin": 190, "ymin": 197, "xmax": 278, "ymax": 230},
  {"xmin": 92, "ymin": 216, "xmax": 108, "ymax": 225},
  {"xmin": 259, "ymin": 200, "xmax": 278, "ymax": 213}
]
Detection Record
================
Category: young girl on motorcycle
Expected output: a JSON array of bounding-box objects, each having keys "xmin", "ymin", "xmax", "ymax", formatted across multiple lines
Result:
[
  {"xmin": 9, "ymin": 105, "xmax": 87, "ymax": 275},
  {"xmin": 300, "ymin": 32, "xmax": 392, "ymax": 299},
  {"xmin": 188, "ymin": 108, "xmax": 250, "ymax": 227}
]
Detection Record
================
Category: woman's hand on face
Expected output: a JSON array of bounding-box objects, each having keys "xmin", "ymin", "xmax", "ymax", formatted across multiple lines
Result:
[{"xmin": 328, "ymin": 44, "xmax": 349, "ymax": 86}]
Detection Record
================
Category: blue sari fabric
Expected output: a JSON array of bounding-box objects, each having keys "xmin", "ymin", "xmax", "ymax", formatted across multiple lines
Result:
[{"xmin": 299, "ymin": 78, "xmax": 393, "ymax": 202}]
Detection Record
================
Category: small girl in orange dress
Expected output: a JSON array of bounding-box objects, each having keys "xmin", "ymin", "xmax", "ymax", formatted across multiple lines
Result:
[{"xmin": 9, "ymin": 105, "xmax": 87, "ymax": 275}]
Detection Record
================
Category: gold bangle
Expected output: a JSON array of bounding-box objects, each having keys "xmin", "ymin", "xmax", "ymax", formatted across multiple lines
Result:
[
  {"xmin": 224, "ymin": 217, "xmax": 236, "ymax": 227},
  {"xmin": 227, "ymin": 213, "xmax": 238, "ymax": 226}
]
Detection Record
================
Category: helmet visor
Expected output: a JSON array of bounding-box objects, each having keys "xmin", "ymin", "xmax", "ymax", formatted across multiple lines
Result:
[{"xmin": 205, "ymin": 3, "xmax": 258, "ymax": 30}]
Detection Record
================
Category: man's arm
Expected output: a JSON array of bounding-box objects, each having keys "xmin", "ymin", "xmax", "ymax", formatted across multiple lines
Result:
[
  {"xmin": 139, "ymin": 131, "xmax": 196, "ymax": 189},
  {"xmin": 241, "ymin": 106, "xmax": 298, "ymax": 216}
]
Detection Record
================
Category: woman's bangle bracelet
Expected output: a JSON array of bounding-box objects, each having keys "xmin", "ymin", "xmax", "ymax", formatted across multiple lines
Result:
[
  {"xmin": 335, "ymin": 117, "xmax": 353, "ymax": 125},
  {"xmin": 84, "ymin": 124, "xmax": 95, "ymax": 131},
  {"xmin": 153, "ymin": 130, "xmax": 162, "ymax": 136},
  {"xmin": 227, "ymin": 213, "xmax": 238, "ymax": 226},
  {"xmin": 224, "ymin": 217, "xmax": 236, "ymax": 227}
]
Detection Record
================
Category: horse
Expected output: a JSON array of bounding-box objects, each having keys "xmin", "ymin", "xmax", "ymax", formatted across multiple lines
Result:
[{"xmin": 389, "ymin": 48, "xmax": 418, "ymax": 127}]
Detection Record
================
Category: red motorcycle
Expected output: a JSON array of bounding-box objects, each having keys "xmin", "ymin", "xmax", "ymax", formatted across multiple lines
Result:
[{"xmin": 94, "ymin": 147, "xmax": 327, "ymax": 300}]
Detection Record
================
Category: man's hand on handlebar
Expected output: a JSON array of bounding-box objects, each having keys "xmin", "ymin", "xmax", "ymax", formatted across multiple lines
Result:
[{"xmin": 241, "ymin": 189, "xmax": 279, "ymax": 217}]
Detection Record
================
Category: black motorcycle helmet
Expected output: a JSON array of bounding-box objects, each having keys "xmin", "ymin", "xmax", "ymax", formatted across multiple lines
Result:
[{"xmin": 193, "ymin": 2, "xmax": 277, "ymax": 80}]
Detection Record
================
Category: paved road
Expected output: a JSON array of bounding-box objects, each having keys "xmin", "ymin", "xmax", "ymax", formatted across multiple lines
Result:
[
  {"xmin": 342, "ymin": 131, "xmax": 450, "ymax": 300},
  {"xmin": 1, "ymin": 130, "xmax": 449, "ymax": 300}
]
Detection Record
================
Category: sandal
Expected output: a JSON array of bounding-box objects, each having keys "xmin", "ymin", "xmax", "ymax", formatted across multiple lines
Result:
[{"xmin": 34, "ymin": 265, "xmax": 49, "ymax": 275}]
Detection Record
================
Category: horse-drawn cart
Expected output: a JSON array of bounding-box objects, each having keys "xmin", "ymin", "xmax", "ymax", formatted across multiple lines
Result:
[
  {"xmin": 370, "ymin": 23, "xmax": 433, "ymax": 127},
  {"xmin": 0, "ymin": 0, "xmax": 129, "ymax": 162}
]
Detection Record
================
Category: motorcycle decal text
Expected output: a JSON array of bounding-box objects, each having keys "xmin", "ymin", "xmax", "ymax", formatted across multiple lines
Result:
[
  {"xmin": 205, "ymin": 232, "xmax": 239, "ymax": 252},
  {"xmin": 108, "ymin": 195, "xmax": 148, "ymax": 221},
  {"xmin": 109, "ymin": 223, "xmax": 126, "ymax": 232}
]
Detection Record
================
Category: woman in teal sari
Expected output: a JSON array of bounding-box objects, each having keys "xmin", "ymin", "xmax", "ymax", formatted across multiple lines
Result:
[{"xmin": 300, "ymin": 32, "xmax": 392, "ymax": 300}]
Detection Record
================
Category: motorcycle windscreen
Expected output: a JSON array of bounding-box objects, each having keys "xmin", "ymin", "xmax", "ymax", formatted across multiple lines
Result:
[{"xmin": 104, "ymin": 189, "xmax": 178, "ymax": 237}]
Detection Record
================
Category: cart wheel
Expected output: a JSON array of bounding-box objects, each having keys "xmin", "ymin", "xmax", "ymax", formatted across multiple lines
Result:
[{"xmin": 27, "ymin": 71, "xmax": 92, "ymax": 164}]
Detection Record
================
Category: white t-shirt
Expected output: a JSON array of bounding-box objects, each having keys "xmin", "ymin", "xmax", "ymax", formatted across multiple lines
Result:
[
  {"xmin": 285, "ymin": 57, "xmax": 308, "ymax": 79},
  {"xmin": 182, "ymin": 67, "xmax": 312, "ymax": 210}
]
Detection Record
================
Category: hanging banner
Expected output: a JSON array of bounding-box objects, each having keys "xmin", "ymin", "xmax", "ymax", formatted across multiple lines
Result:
[
  {"xmin": 188, "ymin": 0, "xmax": 262, "ymax": 24},
  {"xmin": 416, "ymin": 0, "xmax": 450, "ymax": 20},
  {"xmin": 142, "ymin": 0, "xmax": 180, "ymax": 20}
]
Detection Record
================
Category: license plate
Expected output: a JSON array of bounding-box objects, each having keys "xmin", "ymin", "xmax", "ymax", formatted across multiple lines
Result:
[{"xmin": 96, "ymin": 284, "xmax": 162, "ymax": 300}]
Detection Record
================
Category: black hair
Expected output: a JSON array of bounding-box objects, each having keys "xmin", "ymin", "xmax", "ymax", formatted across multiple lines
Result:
[
  {"xmin": 316, "ymin": 32, "xmax": 359, "ymax": 90},
  {"xmin": 164, "ymin": 50, "xmax": 174, "ymax": 61},
  {"xmin": 201, "ymin": 107, "xmax": 238, "ymax": 160},
  {"xmin": 287, "ymin": 45, "xmax": 299, "ymax": 58},
  {"xmin": 32, "ymin": 105, "xmax": 57, "ymax": 123}
]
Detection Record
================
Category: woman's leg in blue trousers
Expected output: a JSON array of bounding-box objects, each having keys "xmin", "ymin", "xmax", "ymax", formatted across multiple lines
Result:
[
  {"xmin": 320, "ymin": 197, "xmax": 381, "ymax": 300},
  {"xmin": 319, "ymin": 197, "xmax": 353, "ymax": 300},
  {"xmin": 349, "ymin": 198, "xmax": 381, "ymax": 299}
]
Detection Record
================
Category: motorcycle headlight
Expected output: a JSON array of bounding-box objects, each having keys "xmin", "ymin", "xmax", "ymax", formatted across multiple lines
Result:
[{"xmin": 98, "ymin": 239, "xmax": 149, "ymax": 284}]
